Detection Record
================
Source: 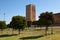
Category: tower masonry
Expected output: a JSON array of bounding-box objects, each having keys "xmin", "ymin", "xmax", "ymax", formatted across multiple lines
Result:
[{"xmin": 26, "ymin": 4, "xmax": 36, "ymax": 21}]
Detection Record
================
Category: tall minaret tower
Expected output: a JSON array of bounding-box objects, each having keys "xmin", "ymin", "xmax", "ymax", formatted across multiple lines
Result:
[{"xmin": 26, "ymin": 4, "xmax": 36, "ymax": 21}]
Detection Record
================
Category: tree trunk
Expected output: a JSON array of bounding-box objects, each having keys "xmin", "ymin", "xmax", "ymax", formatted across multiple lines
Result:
[
  {"xmin": 45, "ymin": 26, "xmax": 48, "ymax": 35},
  {"xmin": 1, "ymin": 29, "xmax": 3, "ymax": 34},
  {"xmin": 12, "ymin": 29, "xmax": 14, "ymax": 34},
  {"xmin": 51, "ymin": 26, "xmax": 53, "ymax": 34},
  {"xmin": 18, "ymin": 29, "xmax": 20, "ymax": 35}
]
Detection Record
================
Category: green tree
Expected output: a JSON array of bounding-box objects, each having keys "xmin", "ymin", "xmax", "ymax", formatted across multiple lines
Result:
[
  {"xmin": 39, "ymin": 12, "xmax": 54, "ymax": 35},
  {"xmin": 0, "ymin": 21, "xmax": 7, "ymax": 32},
  {"xmin": 32, "ymin": 21, "xmax": 39, "ymax": 27},
  {"xmin": 27, "ymin": 21, "xmax": 32, "ymax": 28},
  {"xmin": 32, "ymin": 21, "xmax": 36, "ymax": 25},
  {"xmin": 10, "ymin": 16, "xmax": 27, "ymax": 34},
  {"xmin": 50, "ymin": 12, "xmax": 54, "ymax": 34},
  {"xmin": 7, "ymin": 24, "xmax": 10, "ymax": 28}
]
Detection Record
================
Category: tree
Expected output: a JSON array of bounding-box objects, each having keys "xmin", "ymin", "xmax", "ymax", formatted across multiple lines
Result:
[
  {"xmin": 0, "ymin": 21, "xmax": 7, "ymax": 32},
  {"xmin": 27, "ymin": 21, "xmax": 32, "ymax": 28},
  {"xmin": 32, "ymin": 21, "xmax": 36, "ymax": 25},
  {"xmin": 7, "ymin": 24, "xmax": 10, "ymax": 28},
  {"xmin": 32, "ymin": 21, "xmax": 39, "ymax": 27},
  {"xmin": 10, "ymin": 16, "xmax": 27, "ymax": 34},
  {"xmin": 39, "ymin": 12, "xmax": 54, "ymax": 35},
  {"xmin": 50, "ymin": 12, "xmax": 54, "ymax": 34}
]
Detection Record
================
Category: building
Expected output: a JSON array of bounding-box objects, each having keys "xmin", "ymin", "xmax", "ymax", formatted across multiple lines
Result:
[
  {"xmin": 26, "ymin": 4, "xmax": 36, "ymax": 21},
  {"xmin": 53, "ymin": 13, "xmax": 60, "ymax": 26}
]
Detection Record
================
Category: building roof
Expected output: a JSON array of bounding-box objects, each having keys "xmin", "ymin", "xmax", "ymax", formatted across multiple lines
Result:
[
  {"xmin": 54, "ymin": 13, "xmax": 60, "ymax": 15},
  {"xmin": 26, "ymin": 4, "xmax": 35, "ymax": 6}
]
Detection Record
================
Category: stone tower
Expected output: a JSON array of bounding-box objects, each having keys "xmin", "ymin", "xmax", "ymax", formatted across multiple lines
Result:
[{"xmin": 26, "ymin": 4, "xmax": 36, "ymax": 21}]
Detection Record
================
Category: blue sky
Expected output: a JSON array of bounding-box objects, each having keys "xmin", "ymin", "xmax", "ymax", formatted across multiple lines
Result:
[{"xmin": 0, "ymin": 0, "xmax": 60, "ymax": 24}]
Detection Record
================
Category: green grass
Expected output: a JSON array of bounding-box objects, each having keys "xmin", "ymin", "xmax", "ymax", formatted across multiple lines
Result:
[
  {"xmin": 0, "ymin": 27, "xmax": 60, "ymax": 40},
  {"xmin": 36, "ymin": 34, "xmax": 60, "ymax": 40}
]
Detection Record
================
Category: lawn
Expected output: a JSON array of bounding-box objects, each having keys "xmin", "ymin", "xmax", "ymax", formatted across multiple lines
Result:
[
  {"xmin": 36, "ymin": 34, "xmax": 60, "ymax": 40},
  {"xmin": 0, "ymin": 26, "xmax": 60, "ymax": 40}
]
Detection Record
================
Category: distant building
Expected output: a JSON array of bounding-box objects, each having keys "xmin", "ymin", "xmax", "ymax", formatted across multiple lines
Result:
[
  {"xmin": 26, "ymin": 4, "xmax": 36, "ymax": 21},
  {"xmin": 53, "ymin": 13, "xmax": 60, "ymax": 26}
]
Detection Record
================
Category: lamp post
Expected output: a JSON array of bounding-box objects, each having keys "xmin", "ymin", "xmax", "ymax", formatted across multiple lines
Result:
[{"xmin": 4, "ymin": 13, "xmax": 5, "ymax": 22}]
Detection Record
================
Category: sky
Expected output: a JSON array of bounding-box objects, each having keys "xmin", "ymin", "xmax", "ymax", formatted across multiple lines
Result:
[{"xmin": 0, "ymin": 0, "xmax": 60, "ymax": 24}]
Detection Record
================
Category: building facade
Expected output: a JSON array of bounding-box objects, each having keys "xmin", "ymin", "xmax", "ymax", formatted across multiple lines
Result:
[
  {"xmin": 53, "ymin": 13, "xmax": 60, "ymax": 26},
  {"xmin": 26, "ymin": 4, "xmax": 36, "ymax": 21}
]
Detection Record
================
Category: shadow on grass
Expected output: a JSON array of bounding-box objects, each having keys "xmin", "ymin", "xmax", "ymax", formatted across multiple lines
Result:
[
  {"xmin": 20, "ymin": 35, "xmax": 44, "ymax": 40},
  {"xmin": 0, "ymin": 34, "xmax": 18, "ymax": 38}
]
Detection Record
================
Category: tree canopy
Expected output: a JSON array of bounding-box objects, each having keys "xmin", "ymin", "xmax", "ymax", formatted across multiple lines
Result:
[
  {"xmin": 27, "ymin": 21, "xmax": 32, "ymax": 27},
  {"xmin": 39, "ymin": 12, "xmax": 54, "ymax": 26},
  {"xmin": 0, "ymin": 21, "xmax": 7, "ymax": 29},
  {"xmin": 10, "ymin": 16, "xmax": 27, "ymax": 34},
  {"xmin": 39, "ymin": 12, "xmax": 54, "ymax": 35}
]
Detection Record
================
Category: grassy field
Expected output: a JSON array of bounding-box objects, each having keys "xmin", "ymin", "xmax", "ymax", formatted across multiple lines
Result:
[{"xmin": 0, "ymin": 26, "xmax": 60, "ymax": 40}]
